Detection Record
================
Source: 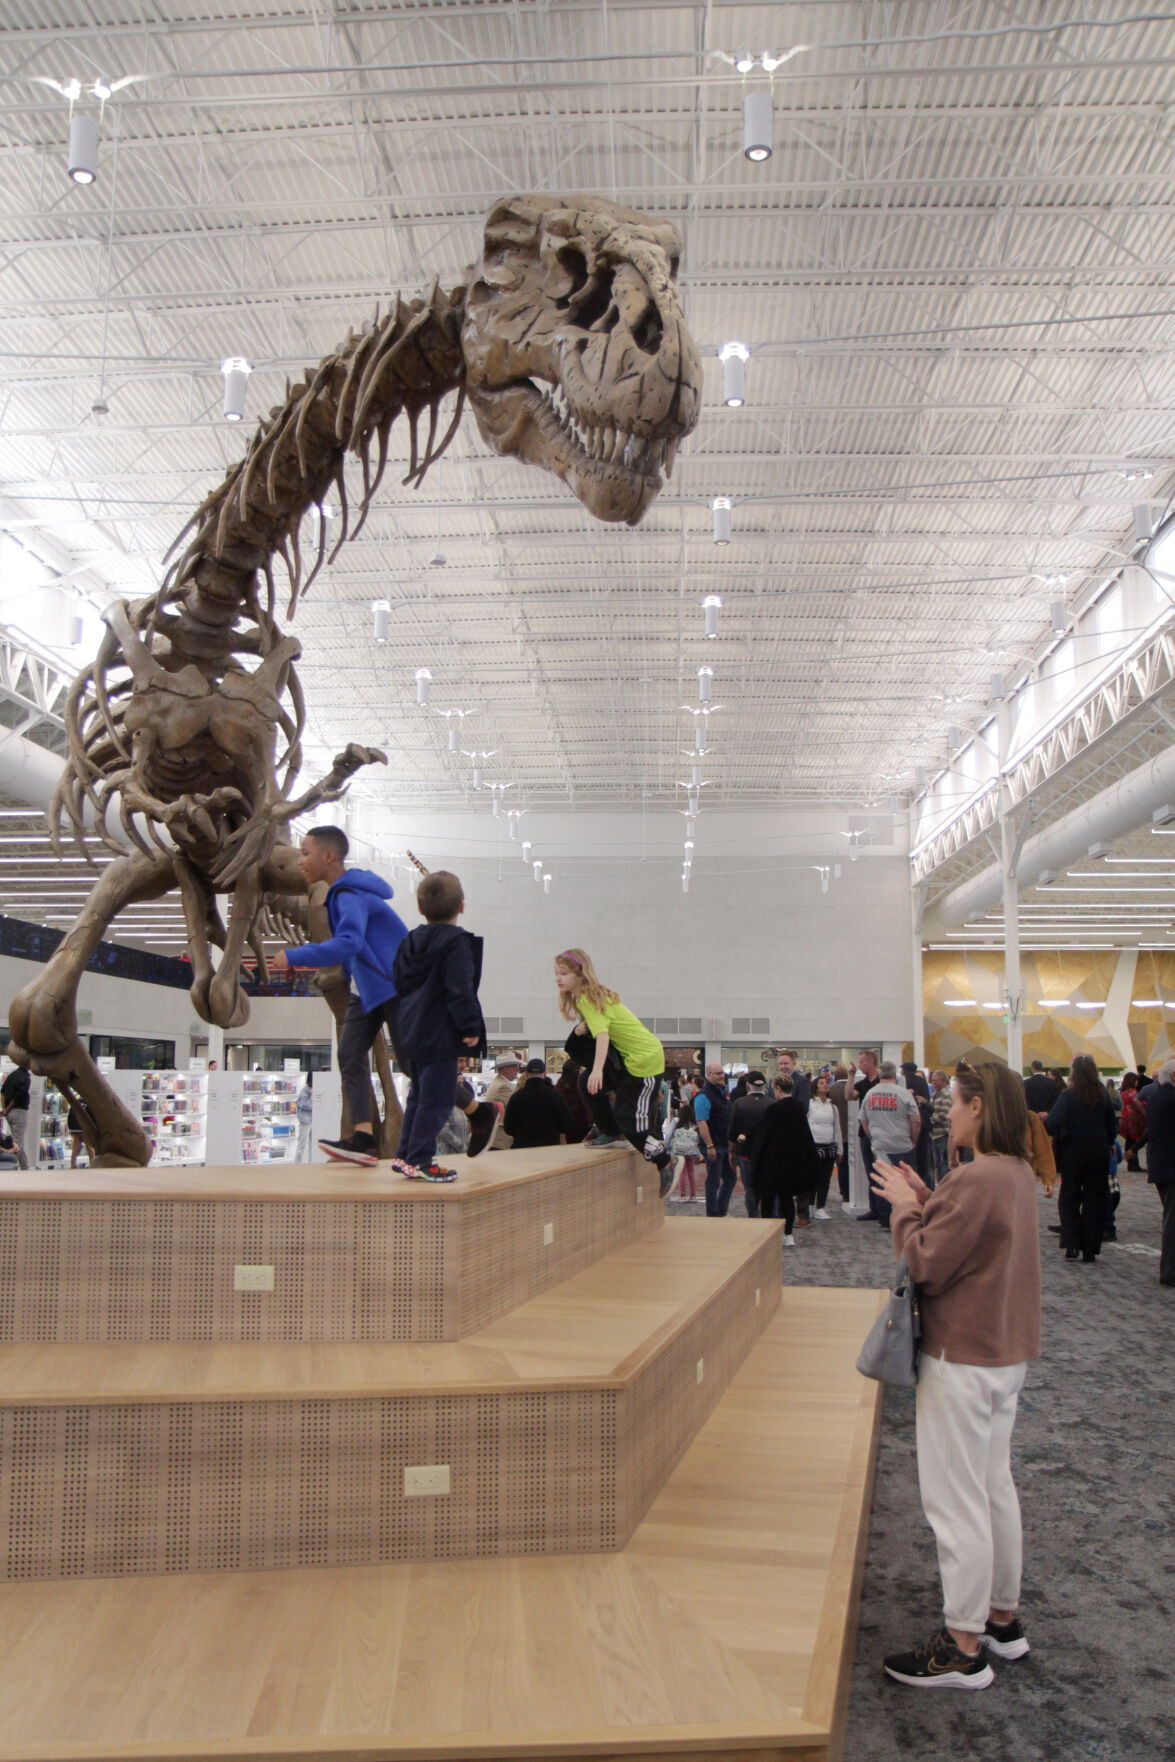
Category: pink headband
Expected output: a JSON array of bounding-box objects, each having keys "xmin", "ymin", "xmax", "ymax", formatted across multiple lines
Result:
[{"xmin": 556, "ymin": 952, "xmax": 582, "ymax": 967}]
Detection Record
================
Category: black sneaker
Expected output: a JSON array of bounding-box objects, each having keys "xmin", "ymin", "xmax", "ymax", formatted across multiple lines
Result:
[
  {"xmin": 883, "ymin": 1628, "xmax": 994, "ymax": 1690},
  {"xmin": 318, "ymin": 1131, "xmax": 379, "ymax": 1167},
  {"xmin": 466, "ymin": 1101, "xmax": 503, "ymax": 1157},
  {"xmin": 980, "ymin": 1617, "xmax": 1029, "ymax": 1661}
]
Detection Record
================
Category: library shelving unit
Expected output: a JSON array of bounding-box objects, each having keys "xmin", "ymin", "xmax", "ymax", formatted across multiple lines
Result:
[
  {"xmin": 139, "ymin": 1070, "xmax": 209, "ymax": 1167},
  {"xmin": 240, "ymin": 1073, "xmax": 300, "ymax": 1164}
]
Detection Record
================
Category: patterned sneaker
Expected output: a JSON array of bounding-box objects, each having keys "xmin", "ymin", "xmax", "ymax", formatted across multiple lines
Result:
[
  {"xmin": 318, "ymin": 1131, "xmax": 379, "ymax": 1167},
  {"xmin": 884, "ymin": 1629, "xmax": 995, "ymax": 1689},
  {"xmin": 466, "ymin": 1101, "xmax": 503, "ymax": 1157},
  {"xmin": 388, "ymin": 1155, "xmax": 420, "ymax": 1178},
  {"xmin": 409, "ymin": 1162, "xmax": 458, "ymax": 1184},
  {"xmin": 980, "ymin": 1617, "xmax": 1029, "ymax": 1660}
]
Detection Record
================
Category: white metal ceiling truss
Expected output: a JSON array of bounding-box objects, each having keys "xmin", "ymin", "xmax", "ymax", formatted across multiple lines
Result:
[
  {"xmin": 913, "ymin": 623, "xmax": 1175, "ymax": 882},
  {"xmin": 4, "ymin": 2, "xmax": 1175, "ymax": 815}
]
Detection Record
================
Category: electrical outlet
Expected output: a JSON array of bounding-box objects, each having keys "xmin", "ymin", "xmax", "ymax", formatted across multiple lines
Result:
[
  {"xmin": 696, "ymin": 1356, "xmax": 704, "ymax": 1385},
  {"xmin": 233, "ymin": 1264, "xmax": 274, "ymax": 1292},
  {"xmin": 404, "ymin": 1464, "xmax": 450, "ymax": 1497},
  {"xmin": 755, "ymin": 1287, "xmax": 761, "ymax": 1307},
  {"xmin": 543, "ymin": 1222, "xmax": 554, "ymax": 1246},
  {"xmin": 636, "ymin": 1184, "xmax": 643, "ymax": 1204}
]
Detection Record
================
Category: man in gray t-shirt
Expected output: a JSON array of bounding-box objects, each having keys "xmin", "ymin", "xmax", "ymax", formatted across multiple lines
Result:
[{"xmin": 859, "ymin": 1062, "xmax": 921, "ymax": 1223}]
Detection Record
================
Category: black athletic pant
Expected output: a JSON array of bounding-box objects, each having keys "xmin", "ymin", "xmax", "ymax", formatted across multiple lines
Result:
[
  {"xmin": 562, "ymin": 1030, "xmax": 668, "ymax": 1168},
  {"xmin": 1058, "ymin": 1139, "xmax": 1110, "ymax": 1257},
  {"xmin": 337, "ymin": 995, "xmax": 401, "ymax": 1129}
]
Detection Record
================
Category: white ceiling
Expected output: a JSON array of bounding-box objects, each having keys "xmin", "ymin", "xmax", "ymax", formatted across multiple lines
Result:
[{"xmin": 4, "ymin": 0, "xmax": 1175, "ymax": 844}]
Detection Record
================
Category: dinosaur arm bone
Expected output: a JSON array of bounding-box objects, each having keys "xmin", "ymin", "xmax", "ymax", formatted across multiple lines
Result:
[{"xmin": 274, "ymin": 743, "xmax": 387, "ymax": 821}]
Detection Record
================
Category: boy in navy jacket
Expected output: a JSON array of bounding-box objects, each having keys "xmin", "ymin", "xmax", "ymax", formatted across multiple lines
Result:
[
  {"xmin": 391, "ymin": 869, "xmax": 487, "ymax": 1181},
  {"xmin": 271, "ymin": 823, "xmax": 408, "ymax": 1167}
]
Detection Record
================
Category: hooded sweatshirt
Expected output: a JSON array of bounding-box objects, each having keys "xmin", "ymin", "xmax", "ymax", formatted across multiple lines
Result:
[
  {"xmin": 392, "ymin": 921, "xmax": 487, "ymax": 1065},
  {"xmin": 284, "ymin": 869, "xmax": 408, "ymax": 1012}
]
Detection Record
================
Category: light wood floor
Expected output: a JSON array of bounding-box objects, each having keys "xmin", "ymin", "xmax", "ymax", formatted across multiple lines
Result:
[
  {"xmin": 0, "ymin": 1220, "xmax": 778, "ymax": 1403},
  {"xmin": 0, "ymin": 1144, "xmax": 633, "ymax": 1205},
  {"xmin": 0, "ymin": 1288, "xmax": 883, "ymax": 1762}
]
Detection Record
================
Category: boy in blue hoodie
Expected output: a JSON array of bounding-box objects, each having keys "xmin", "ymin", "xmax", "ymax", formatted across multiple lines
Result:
[
  {"xmin": 390, "ymin": 868, "xmax": 487, "ymax": 1182},
  {"xmin": 269, "ymin": 824, "xmax": 407, "ymax": 1165}
]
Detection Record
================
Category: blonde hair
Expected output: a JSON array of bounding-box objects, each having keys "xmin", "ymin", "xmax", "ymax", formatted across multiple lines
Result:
[{"xmin": 554, "ymin": 948, "xmax": 620, "ymax": 1022}]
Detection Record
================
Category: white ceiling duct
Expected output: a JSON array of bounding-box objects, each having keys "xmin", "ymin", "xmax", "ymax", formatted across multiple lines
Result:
[{"xmin": 935, "ymin": 741, "xmax": 1175, "ymax": 928}]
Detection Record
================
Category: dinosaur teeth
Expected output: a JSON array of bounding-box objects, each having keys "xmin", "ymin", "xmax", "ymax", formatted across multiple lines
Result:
[{"xmin": 665, "ymin": 436, "xmax": 678, "ymax": 475}]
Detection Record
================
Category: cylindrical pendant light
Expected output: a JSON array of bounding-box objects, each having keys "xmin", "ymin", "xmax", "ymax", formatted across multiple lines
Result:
[
  {"xmin": 533, "ymin": 860, "xmax": 543, "ymax": 881},
  {"xmin": 1050, "ymin": 600, "xmax": 1068, "ymax": 634},
  {"xmin": 220, "ymin": 357, "xmax": 252, "ymax": 422},
  {"xmin": 719, "ymin": 342, "xmax": 749, "ymax": 407},
  {"xmin": 521, "ymin": 841, "xmax": 532, "ymax": 862},
  {"xmin": 372, "ymin": 600, "xmax": 390, "ymax": 644},
  {"xmin": 703, "ymin": 593, "xmax": 722, "ymax": 638},
  {"xmin": 415, "ymin": 667, "xmax": 432, "ymax": 705},
  {"xmin": 448, "ymin": 723, "xmax": 460, "ymax": 751},
  {"xmin": 68, "ymin": 111, "xmax": 99, "ymax": 185},
  {"xmin": 712, "ymin": 497, "xmax": 732, "ymax": 544},
  {"xmin": 697, "ymin": 665, "xmax": 713, "ymax": 702},
  {"xmin": 543, "ymin": 874, "xmax": 552, "ymax": 894},
  {"xmin": 695, "ymin": 722, "xmax": 707, "ymax": 753},
  {"xmin": 743, "ymin": 89, "xmax": 773, "ymax": 162}
]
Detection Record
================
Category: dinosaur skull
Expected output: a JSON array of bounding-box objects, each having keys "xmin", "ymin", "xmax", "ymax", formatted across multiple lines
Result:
[{"xmin": 461, "ymin": 195, "xmax": 701, "ymax": 525}]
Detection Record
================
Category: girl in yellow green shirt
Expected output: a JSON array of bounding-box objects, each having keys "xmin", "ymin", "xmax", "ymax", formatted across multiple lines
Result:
[{"xmin": 554, "ymin": 947, "xmax": 672, "ymax": 1189}]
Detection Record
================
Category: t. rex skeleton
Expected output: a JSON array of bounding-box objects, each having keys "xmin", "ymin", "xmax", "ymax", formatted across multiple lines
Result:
[{"xmin": 5, "ymin": 195, "xmax": 701, "ymax": 1165}]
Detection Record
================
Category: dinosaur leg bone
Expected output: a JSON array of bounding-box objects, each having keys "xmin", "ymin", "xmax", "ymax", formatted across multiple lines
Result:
[{"xmin": 5, "ymin": 850, "xmax": 175, "ymax": 1166}]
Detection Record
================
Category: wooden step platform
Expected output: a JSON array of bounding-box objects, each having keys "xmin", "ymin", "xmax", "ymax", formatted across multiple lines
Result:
[
  {"xmin": 0, "ymin": 1221, "xmax": 781, "ymax": 1580},
  {"xmin": 0, "ymin": 1145, "xmax": 657, "ymax": 1343},
  {"xmin": 0, "ymin": 1289, "xmax": 883, "ymax": 1762}
]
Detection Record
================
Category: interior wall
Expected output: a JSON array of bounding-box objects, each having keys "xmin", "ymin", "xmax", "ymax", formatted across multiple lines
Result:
[
  {"xmin": 341, "ymin": 808, "xmax": 915, "ymax": 1044},
  {"xmin": 919, "ymin": 948, "xmax": 1175, "ymax": 1071}
]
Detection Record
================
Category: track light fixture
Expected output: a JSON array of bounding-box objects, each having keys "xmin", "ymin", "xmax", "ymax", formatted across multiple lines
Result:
[
  {"xmin": 703, "ymin": 593, "xmax": 722, "ymax": 638},
  {"xmin": 719, "ymin": 341, "xmax": 749, "ymax": 407},
  {"xmin": 372, "ymin": 600, "xmax": 390, "ymax": 644},
  {"xmin": 465, "ymin": 749, "xmax": 495, "ymax": 790},
  {"xmin": 439, "ymin": 707, "xmax": 476, "ymax": 751},
  {"xmin": 414, "ymin": 667, "xmax": 432, "ymax": 706},
  {"xmin": 743, "ymin": 89, "xmax": 773, "ymax": 161},
  {"xmin": 220, "ymin": 357, "xmax": 252, "ymax": 422},
  {"xmin": 68, "ymin": 110, "xmax": 99, "ymax": 184},
  {"xmin": 712, "ymin": 497, "xmax": 732, "ymax": 545}
]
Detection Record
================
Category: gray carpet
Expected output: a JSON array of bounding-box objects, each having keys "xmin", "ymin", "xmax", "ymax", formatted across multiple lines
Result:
[{"xmin": 665, "ymin": 1172, "xmax": 1172, "ymax": 1760}]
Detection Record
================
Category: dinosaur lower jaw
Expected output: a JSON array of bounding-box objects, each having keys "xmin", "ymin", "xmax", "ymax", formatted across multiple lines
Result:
[{"xmin": 468, "ymin": 379, "xmax": 676, "ymax": 525}]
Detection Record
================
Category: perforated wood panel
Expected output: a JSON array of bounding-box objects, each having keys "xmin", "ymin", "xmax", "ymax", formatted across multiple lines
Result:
[
  {"xmin": 616, "ymin": 1233, "xmax": 781, "ymax": 1544},
  {"xmin": 454, "ymin": 1155, "xmax": 659, "ymax": 1337},
  {"xmin": 0, "ymin": 1238, "xmax": 771, "ymax": 1582},
  {"xmin": 0, "ymin": 1198, "xmax": 445, "ymax": 1342},
  {"xmin": 0, "ymin": 1155, "xmax": 651, "ymax": 1345},
  {"xmin": 0, "ymin": 1385, "xmax": 617, "ymax": 1580}
]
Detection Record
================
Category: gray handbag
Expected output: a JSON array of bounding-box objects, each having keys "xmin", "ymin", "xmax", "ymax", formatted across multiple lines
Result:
[{"xmin": 856, "ymin": 1253, "xmax": 921, "ymax": 1388}]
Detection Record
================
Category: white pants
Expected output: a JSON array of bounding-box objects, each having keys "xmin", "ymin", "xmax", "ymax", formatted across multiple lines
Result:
[{"xmin": 916, "ymin": 1353, "xmax": 1027, "ymax": 1633}]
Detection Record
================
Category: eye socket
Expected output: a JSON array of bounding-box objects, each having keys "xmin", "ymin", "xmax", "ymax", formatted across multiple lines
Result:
[{"xmin": 555, "ymin": 245, "xmax": 589, "ymax": 306}]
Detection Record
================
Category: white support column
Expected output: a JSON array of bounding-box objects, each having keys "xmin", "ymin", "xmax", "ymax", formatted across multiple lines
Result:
[
  {"xmin": 911, "ymin": 883, "xmax": 926, "ymax": 1070},
  {"xmin": 206, "ymin": 1024, "xmax": 225, "ymax": 1067},
  {"xmin": 998, "ymin": 698, "xmax": 1024, "ymax": 1074}
]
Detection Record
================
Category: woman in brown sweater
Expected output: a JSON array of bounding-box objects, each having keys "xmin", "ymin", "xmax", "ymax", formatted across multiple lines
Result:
[{"xmin": 869, "ymin": 1062, "xmax": 1042, "ymax": 1691}]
